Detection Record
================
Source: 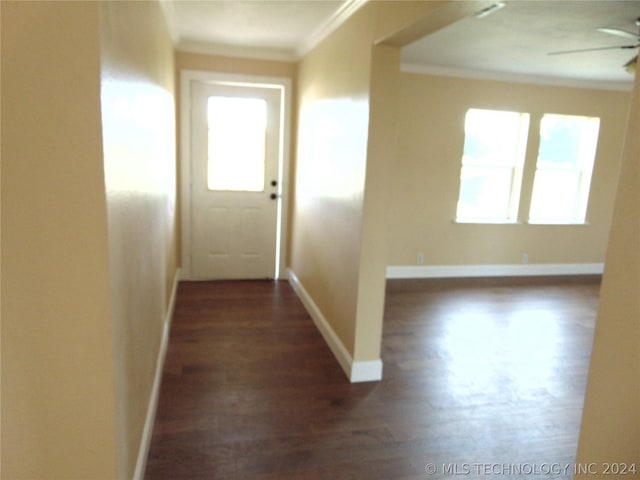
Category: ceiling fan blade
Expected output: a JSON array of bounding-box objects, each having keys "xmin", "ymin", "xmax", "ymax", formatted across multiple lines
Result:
[
  {"xmin": 597, "ymin": 27, "xmax": 639, "ymax": 40},
  {"xmin": 548, "ymin": 44, "xmax": 638, "ymax": 56}
]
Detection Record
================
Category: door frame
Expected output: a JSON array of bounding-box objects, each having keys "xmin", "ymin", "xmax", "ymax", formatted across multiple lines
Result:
[{"xmin": 180, "ymin": 69, "xmax": 292, "ymax": 280}]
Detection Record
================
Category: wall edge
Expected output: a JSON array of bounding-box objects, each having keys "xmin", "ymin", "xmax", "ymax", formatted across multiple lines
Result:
[{"xmin": 133, "ymin": 269, "xmax": 181, "ymax": 480}]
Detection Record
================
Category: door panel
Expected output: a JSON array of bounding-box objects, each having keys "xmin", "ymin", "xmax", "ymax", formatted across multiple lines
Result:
[
  {"xmin": 191, "ymin": 81, "xmax": 281, "ymax": 279},
  {"xmin": 207, "ymin": 207, "xmax": 230, "ymax": 256}
]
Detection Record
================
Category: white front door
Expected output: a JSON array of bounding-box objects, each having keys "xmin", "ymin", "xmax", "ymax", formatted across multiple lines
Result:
[{"xmin": 190, "ymin": 81, "xmax": 282, "ymax": 279}]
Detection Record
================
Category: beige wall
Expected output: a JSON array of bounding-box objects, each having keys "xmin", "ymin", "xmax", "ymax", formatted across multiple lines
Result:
[
  {"xmin": 100, "ymin": 2, "xmax": 177, "ymax": 478},
  {"xmin": 291, "ymin": 1, "xmax": 482, "ymax": 365},
  {"xmin": 389, "ymin": 73, "xmax": 631, "ymax": 266},
  {"xmin": 355, "ymin": 45, "xmax": 402, "ymax": 361},
  {"xmin": 1, "ymin": 1, "xmax": 178, "ymax": 477},
  {"xmin": 575, "ymin": 70, "xmax": 639, "ymax": 469},
  {"xmin": 1, "ymin": 2, "xmax": 118, "ymax": 477},
  {"xmin": 176, "ymin": 51, "xmax": 295, "ymax": 78},
  {"xmin": 292, "ymin": 4, "xmax": 375, "ymax": 357}
]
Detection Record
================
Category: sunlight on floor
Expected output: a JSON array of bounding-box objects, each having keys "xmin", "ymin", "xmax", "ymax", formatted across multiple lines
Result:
[{"xmin": 443, "ymin": 310, "xmax": 561, "ymax": 397}]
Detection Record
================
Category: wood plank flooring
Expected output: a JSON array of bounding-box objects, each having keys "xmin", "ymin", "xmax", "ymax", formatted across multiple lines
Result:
[{"xmin": 144, "ymin": 277, "xmax": 600, "ymax": 479}]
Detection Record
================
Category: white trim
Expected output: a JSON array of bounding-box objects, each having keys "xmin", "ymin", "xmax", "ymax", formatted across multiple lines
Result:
[
  {"xmin": 288, "ymin": 270, "xmax": 383, "ymax": 383},
  {"xmin": 401, "ymin": 63, "xmax": 634, "ymax": 92},
  {"xmin": 278, "ymin": 268, "xmax": 290, "ymax": 281},
  {"xmin": 288, "ymin": 270, "xmax": 352, "ymax": 378},
  {"xmin": 133, "ymin": 269, "xmax": 180, "ymax": 480},
  {"xmin": 386, "ymin": 263, "xmax": 604, "ymax": 279},
  {"xmin": 158, "ymin": 0, "xmax": 180, "ymax": 45},
  {"xmin": 178, "ymin": 267, "xmax": 190, "ymax": 282},
  {"xmin": 351, "ymin": 360, "xmax": 383, "ymax": 383},
  {"xmin": 295, "ymin": 0, "xmax": 369, "ymax": 59},
  {"xmin": 180, "ymin": 70, "xmax": 291, "ymax": 280}
]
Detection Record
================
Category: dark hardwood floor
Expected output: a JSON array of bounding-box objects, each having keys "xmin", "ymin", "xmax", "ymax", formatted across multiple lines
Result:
[{"xmin": 144, "ymin": 276, "xmax": 600, "ymax": 479}]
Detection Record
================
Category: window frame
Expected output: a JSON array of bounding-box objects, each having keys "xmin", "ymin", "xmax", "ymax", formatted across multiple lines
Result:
[
  {"xmin": 527, "ymin": 113, "xmax": 600, "ymax": 225},
  {"xmin": 455, "ymin": 108, "xmax": 530, "ymax": 224}
]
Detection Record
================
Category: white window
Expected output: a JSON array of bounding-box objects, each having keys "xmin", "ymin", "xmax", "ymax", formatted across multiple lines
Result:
[
  {"xmin": 529, "ymin": 114, "xmax": 600, "ymax": 224},
  {"xmin": 456, "ymin": 109, "xmax": 530, "ymax": 223}
]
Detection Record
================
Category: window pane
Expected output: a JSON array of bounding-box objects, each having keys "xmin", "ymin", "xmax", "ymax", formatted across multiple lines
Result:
[
  {"xmin": 207, "ymin": 96, "xmax": 267, "ymax": 192},
  {"xmin": 529, "ymin": 114, "xmax": 600, "ymax": 223},
  {"xmin": 537, "ymin": 114, "xmax": 600, "ymax": 169},
  {"xmin": 456, "ymin": 109, "xmax": 529, "ymax": 222},
  {"xmin": 457, "ymin": 167, "xmax": 515, "ymax": 221},
  {"xmin": 463, "ymin": 109, "xmax": 529, "ymax": 167},
  {"xmin": 529, "ymin": 170, "xmax": 580, "ymax": 222}
]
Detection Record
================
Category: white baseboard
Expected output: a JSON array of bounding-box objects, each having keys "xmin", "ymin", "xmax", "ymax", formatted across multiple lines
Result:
[
  {"xmin": 178, "ymin": 268, "xmax": 190, "ymax": 281},
  {"xmin": 288, "ymin": 270, "xmax": 352, "ymax": 378},
  {"xmin": 351, "ymin": 360, "xmax": 383, "ymax": 382},
  {"xmin": 288, "ymin": 270, "xmax": 383, "ymax": 383},
  {"xmin": 386, "ymin": 263, "xmax": 604, "ymax": 279},
  {"xmin": 179, "ymin": 268, "xmax": 289, "ymax": 281},
  {"xmin": 133, "ymin": 268, "xmax": 181, "ymax": 480},
  {"xmin": 278, "ymin": 268, "xmax": 290, "ymax": 281}
]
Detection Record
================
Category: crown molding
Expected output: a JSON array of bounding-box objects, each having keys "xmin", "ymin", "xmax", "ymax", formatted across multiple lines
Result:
[
  {"xmin": 295, "ymin": 0, "xmax": 369, "ymax": 59},
  {"xmin": 401, "ymin": 62, "xmax": 634, "ymax": 92},
  {"xmin": 158, "ymin": 0, "xmax": 180, "ymax": 45}
]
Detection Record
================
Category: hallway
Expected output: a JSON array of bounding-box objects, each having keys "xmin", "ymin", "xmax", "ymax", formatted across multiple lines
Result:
[{"xmin": 145, "ymin": 277, "xmax": 599, "ymax": 479}]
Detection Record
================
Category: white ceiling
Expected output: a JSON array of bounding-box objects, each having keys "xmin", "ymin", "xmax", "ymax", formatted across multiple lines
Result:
[
  {"xmin": 161, "ymin": 0, "xmax": 353, "ymax": 60},
  {"xmin": 162, "ymin": 0, "xmax": 640, "ymax": 89},
  {"xmin": 402, "ymin": 0, "xmax": 640, "ymax": 90}
]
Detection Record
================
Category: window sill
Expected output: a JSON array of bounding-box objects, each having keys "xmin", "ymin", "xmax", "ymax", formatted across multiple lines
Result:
[
  {"xmin": 453, "ymin": 219, "xmax": 521, "ymax": 225},
  {"xmin": 527, "ymin": 221, "xmax": 591, "ymax": 226},
  {"xmin": 453, "ymin": 219, "xmax": 591, "ymax": 226}
]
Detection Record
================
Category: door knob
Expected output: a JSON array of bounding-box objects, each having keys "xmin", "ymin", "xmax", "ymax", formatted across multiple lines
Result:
[
  {"xmin": 270, "ymin": 193, "xmax": 277, "ymax": 200},
  {"xmin": 271, "ymin": 180, "xmax": 277, "ymax": 187}
]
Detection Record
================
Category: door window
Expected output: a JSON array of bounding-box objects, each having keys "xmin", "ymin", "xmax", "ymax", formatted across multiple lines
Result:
[{"xmin": 207, "ymin": 96, "xmax": 267, "ymax": 192}]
